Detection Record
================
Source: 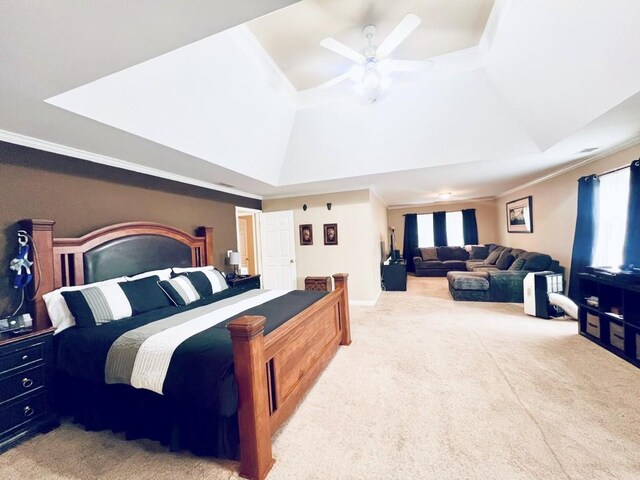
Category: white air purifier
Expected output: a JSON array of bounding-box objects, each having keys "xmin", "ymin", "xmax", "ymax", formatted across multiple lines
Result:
[{"xmin": 524, "ymin": 272, "xmax": 565, "ymax": 319}]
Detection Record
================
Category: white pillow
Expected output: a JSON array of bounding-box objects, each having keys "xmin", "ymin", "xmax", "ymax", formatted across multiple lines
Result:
[
  {"xmin": 43, "ymin": 276, "xmax": 127, "ymax": 334},
  {"xmin": 172, "ymin": 266, "xmax": 215, "ymax": 274},
  {"xmin": 125, "ymin": 268, "xmax": 172, "ymax": 282}
]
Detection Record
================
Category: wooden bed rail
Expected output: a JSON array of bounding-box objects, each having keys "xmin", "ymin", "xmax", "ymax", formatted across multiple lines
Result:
[{"xmin": 228, "ymin": 274, "xmax": 351, "ymax": 480}]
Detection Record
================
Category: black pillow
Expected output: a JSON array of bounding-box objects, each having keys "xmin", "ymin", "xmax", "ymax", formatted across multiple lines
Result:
[
  {"xmin": 496, "ymin": 253, "xmax": 515, "ymax": 270},
  {"xmin": 119, "ymin": 275, "xmax": 172, "ymax": 315}
]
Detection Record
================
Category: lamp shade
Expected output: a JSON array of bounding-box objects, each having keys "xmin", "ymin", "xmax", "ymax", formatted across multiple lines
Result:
[{"xmin": 229, "ymin": 252, "xmax": 240, "ymax": 266}]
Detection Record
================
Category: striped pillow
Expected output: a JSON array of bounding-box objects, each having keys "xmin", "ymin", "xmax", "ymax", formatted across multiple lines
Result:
[
  {"xmin": 158, "ymin": 276, "xmax": 201, "ymax": 306},
  {"xmin": 61, "ymin": 283, "xmax": 133, "ymax": 328},
  {"xmin": 184, "ymin": 269, "xmax": 228, "ymax": 297}
]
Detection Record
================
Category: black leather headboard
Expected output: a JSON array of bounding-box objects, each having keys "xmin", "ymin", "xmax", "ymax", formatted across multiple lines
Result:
[{"xmin": 84, "ymin": 234, "xmax": 192, "ymax": 283}]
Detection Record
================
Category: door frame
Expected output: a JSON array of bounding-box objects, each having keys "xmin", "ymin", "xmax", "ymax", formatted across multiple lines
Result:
[{"xmin": 235, "ymin": 206, "xmax": 262, "ymax": 276}]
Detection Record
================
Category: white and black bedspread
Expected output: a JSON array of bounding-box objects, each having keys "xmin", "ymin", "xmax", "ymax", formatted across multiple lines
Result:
[{"xmin": 55, "ymin": 288, "xmax": 327, "ymax": 419}]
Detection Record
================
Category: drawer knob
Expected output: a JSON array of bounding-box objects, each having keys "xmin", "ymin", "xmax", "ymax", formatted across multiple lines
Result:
[
  {"xmin": 23, "ymin": 406, "xmax": 34, "ymax": 417},
  {"xmin": 22, "ymin": 354, "xmax": 29, "ymax": 361},
  {"xmin": 22, "ymin": 378, "xmax": 34, "ymax": 389}
]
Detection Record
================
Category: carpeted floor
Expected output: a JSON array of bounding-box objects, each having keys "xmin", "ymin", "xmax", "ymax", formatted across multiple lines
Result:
[{"xmin": 2, "ymin": 277, "xmax": 639, "ymax": 480}]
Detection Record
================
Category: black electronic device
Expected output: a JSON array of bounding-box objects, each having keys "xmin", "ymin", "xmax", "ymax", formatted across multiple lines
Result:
[{"xmin": 0, "ymin": 313, "xmax": 33, "ymax": 334}]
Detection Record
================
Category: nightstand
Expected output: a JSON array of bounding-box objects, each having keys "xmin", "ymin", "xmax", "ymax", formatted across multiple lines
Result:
[
  {"xmin": 227, "ymin": 275, "xmax": 261, "ymax": 291},
  {"xmin": 0, "ymin": 328, "xmax": 59, "ymax": 453}
]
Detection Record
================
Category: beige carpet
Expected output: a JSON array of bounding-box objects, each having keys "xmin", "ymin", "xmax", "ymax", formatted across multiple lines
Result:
[{"xmin": 2, "ymin": 277, "xmax": 639, "ymax": 480}]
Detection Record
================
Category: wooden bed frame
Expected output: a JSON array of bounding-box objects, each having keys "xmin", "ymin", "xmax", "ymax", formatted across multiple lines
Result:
[{"xmin": 21, "ymin": 219, "xmax": 351, "ymax": 480}]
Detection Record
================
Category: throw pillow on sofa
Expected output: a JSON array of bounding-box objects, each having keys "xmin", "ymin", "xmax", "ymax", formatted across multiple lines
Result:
[
  {"xmin": 522, "ymin": 252, "xmax": 552, "ymax": 271},
  {"xmin": 469, "ymin": 245, "xmax": 489, "ymax": 260},
  {"xmin": 420, "ymin": 247, "xmax": 439, "ymax": 261},
  {"xmin": 484, "ymin": 248, "xmax": 503, "ymax": 265},
  {"xmin": 496, "ymin": 253, "xmax": 515, "ymax": 270},
  {"xmin": 508, "ymin": 257, "xmax": 526, "ymax": 271}
]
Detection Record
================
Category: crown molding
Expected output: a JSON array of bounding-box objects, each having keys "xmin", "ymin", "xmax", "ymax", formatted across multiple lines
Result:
[
  {"xmin": 496, "ymin": 135, "xmax": 640, "ymax": 198},
  {"xmin": 0, "ymin": 129, "xmax": 263, "ymax": 200},
  {"xmin": 387, "ymin": 196, "xmax": 497, "ymax": 210}
]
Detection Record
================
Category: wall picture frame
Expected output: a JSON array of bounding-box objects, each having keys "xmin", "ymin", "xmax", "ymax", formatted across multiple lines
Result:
[
  {"xmin": 506, "ymin": 196, "xmax": 533, "ymax": 233},
  {"xmin": 323, "ymin": 223, "xmax": 338, "ymax": 245},
  {"xmin": 299, "ymin": 224, "xmax": 313, "ymax": 245}
]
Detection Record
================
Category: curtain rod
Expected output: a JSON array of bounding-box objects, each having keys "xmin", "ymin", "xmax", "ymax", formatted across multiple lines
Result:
[
  {"xmin": 402, "ymin": 208, "xmax": 474, "ymax": 216},
  {"xmin": 598, "ymin": 159, "xmax": 639, "ymax": 177}
]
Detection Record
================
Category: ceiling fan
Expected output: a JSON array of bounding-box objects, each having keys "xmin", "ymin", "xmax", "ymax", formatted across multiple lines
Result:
[{"xmin": 318, "ymin": 14, "xmax": 433, "ymax": 102}]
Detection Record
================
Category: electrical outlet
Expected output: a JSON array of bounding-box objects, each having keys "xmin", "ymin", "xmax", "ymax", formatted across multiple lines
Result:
[{"xmin": 227, "ymin": 250, "xmax": 232, "ymax": 258}]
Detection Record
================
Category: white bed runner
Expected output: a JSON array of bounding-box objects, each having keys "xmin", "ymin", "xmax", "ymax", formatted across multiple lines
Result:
[{"xmin": 130, "ymin": 289, "xmax": 289, "ymax": 394}]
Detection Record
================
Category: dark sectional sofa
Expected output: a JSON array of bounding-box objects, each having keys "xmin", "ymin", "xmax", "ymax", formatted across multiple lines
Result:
[{"xmin": 412, "ymin": 244, "xmax": 563, "ymax": 302}]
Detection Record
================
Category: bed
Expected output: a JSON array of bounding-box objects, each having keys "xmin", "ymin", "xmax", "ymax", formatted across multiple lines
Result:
[{"xmin": 21, "ymin": 219, "xmax": 351, "ymax": 480}]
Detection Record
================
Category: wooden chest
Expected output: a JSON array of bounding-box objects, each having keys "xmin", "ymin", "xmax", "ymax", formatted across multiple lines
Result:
[{"xmin": 304, "ymin": 276, "xmax": 332, "ymax": 292}]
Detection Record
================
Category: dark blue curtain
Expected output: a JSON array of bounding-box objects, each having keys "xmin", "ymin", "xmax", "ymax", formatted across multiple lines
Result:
[
  {"xmin": 623, "ymin": 160, "xmax": 640, "ymax": 269},
  {"xmin": 462, "ymin": 209, "xmax": 479, "ymax": 245},
  {"xmin": 402, "ymin": 214, "xmax": 419, "ymax": 273},
  {"xmin": 433, "ymin": 211, "xmax": 448, "ymax": 247},
  {"xmin": 568, "ymin": 174, "xmax": 600, "ymax": 301}
]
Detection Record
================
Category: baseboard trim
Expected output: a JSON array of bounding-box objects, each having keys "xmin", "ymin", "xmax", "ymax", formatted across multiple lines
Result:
[{"xmin": 349, "ymin": 290, "xmax": 381, "ymax": 307}]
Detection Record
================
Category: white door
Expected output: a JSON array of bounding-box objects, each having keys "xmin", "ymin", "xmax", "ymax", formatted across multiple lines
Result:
[{"xmin": 258, "ymin": 210, "xmax": 296, "ymax": 290}]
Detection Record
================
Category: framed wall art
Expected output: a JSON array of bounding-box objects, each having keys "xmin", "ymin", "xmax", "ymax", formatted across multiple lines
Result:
[
  {"xmin": 506, "ymin": 196, "xmax": 533, "ymax": 233},
  {"xmin": 299, "ymin": 224, "xmax": 313, "ymax": 245},
  {"xmin": 323, "ymin": 223, "xmax": 338, "ymax": 245}
]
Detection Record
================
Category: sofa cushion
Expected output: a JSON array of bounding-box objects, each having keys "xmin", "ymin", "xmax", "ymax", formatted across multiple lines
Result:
[
  {"xmin": 522, "ymin": 252, "xmax": 552, "ymax": 271},
  {"xmin": 496, "ymin": 253, "xmax": 515, "ymax": 270},
  {"xmin": 448, "ymin": 272, "xmax": 490, "ymax": 291},
  {"xmin": 469, "ymin": 245, "xmax": 489, "ymax": 260},
  {"xmin": 468, "ymin": 264, "xmax": 499, "ymax": 272},
  {"xmin": 508, "ymin": 257, "xmax": 526, "ymax": 271},
  {"xmin": 487, "ymin": 244, "xmax": 501, "ymax": 253},
  {"xmin": 484, "ymin": 248, "xmax": 503, "ymax": 265},
  {"xmin": 510, "ymin": 248, "xmax": 526, "ymax": 258},
  {"xmin": 438, "ymin": 246, "xmax": 469, "ymax": 261},
  {"xmin": 417, "ymin": 260, "xmax": 445, "ymax": 269},
  {"xmin": 419, "ymin": 247, "xmax": 438, "ymax": 261},
  {"xmin": 442, "ymin": 260, "xmax": 467, "ymax": 270}
]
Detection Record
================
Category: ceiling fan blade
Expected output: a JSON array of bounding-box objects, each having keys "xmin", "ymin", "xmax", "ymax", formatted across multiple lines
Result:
[
  {"xmin": 382, "ymin": 59, "xmax": 434, "ymax": 73},
  {"xmin": 377, "ymin": 13, "xmax": 421, "ymax": 59},
  {"xmin": 317, "ymin": 72, "xmax": 352, "ymax": 89},
  {"xmin": 320, "ymin": 37, "xmax": 366, "ymax": 64}
]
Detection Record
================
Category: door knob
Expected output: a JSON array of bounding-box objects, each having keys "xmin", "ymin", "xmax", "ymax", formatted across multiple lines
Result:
[{"xmin": 290, "ymin": 259, "xmax": 295, "ymax": 263}]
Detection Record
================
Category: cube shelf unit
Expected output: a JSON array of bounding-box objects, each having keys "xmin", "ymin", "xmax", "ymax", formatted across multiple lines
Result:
[{"xmin": 578, "ymin": 272, "xmax": 640, "ymax": 368}]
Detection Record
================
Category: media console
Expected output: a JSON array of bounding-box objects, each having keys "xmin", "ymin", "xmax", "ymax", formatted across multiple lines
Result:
[{"xmin": 578, "ymin": 272, "xmax": 640, "ymax": 368}]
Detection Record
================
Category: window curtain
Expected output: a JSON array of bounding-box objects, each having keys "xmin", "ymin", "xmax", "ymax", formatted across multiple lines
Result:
[
  {"xmin": 433, "ymin": 211, "xmax": 448, "ymax": 247},
  {"xmin": 462, "ymin": 209, "xmax": 479, "ymax": 245},
  {"xmin": 568, "ymin": 174, "xmax": 600, "ymax": 301},
  {"xmin": 623, "ymin": 160, "xmax": 640, "ymax": 268},
  {"xmin": 403, "ymin": 214, "xmax": 419, "ymax": 273}
]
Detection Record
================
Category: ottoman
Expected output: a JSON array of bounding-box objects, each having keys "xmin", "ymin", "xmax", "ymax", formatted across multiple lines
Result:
[{"xmin": 447, "ymin": 271, "xmax": 491, "ymax": 301}]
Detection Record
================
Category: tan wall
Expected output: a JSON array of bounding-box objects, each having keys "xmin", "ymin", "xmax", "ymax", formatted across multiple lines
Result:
[
  {"xmin": 388, "ymin": 199, "xmax": 498, "ymax": 256},
  {"xmin": 496, "ymin": 143, "xmax": 640, "ymax": 281},
  {"xmin": 0, "ymin": 141, "xmax": 260, "ymax": 317},
  {"xmin": 263, "ymin": 190, "xmax": 382, "ymax": 303}
]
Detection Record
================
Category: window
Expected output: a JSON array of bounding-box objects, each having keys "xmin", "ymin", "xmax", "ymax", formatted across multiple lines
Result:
[
  {"xmin": 592, "ymin": 168, "xmax": 630, "ymax": 268},
  {"xmin": 417, "ymin": 211, "xmax": 466, "ymax": 247},
  {"xmin": 446, "ymin": 211, "xmax": 464, "ymax": 246},
  {"xmin": 417, "ymin": 214, "xmax": 434, "ymax": 247}
]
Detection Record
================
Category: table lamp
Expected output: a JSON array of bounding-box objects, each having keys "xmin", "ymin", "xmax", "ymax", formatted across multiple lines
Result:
[{"xmin": 229, "ymin": 251, "xmax": 240, "ymax": 276}]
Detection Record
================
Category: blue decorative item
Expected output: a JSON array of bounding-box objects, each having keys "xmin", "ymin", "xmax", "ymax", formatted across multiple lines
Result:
[{"xmin": 10, "ymin": 231, "xmax": 33, "ymax": 289}]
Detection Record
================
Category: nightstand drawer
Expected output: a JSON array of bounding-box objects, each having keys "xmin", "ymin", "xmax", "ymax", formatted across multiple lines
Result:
[
  {"xmin": 0, "ymin": 344, "xmax": 43, "ymax": 374},
  {"xmin": 0, "ymin": 392, "xmax": 47, "ymax": 435},
  {"xmin": 0, "ymin": 365, "xmax": 45, "ymax": 404}
]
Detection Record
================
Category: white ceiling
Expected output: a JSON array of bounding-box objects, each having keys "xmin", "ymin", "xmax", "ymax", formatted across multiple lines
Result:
[{"xmin": 3, "ymin": 0, "xmax": 640, "ymax": 207}]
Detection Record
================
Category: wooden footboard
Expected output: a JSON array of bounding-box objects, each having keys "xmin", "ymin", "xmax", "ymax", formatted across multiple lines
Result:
[{"xmin": 227, "ymin": 274, "xmax": 351, "ymax": 480}]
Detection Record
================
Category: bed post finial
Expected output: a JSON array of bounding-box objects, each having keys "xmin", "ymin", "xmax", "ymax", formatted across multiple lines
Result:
[
  {"xmin": 20, "ymin": 219, "xmax": 55, "ymax": 331},
  {"xmin": 332, "ymin": 273, "xmax": 351, "ymax": 346},
  {"xmin": 227, "ymin": 315, "xmax": 274, "ymax": 480}
]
